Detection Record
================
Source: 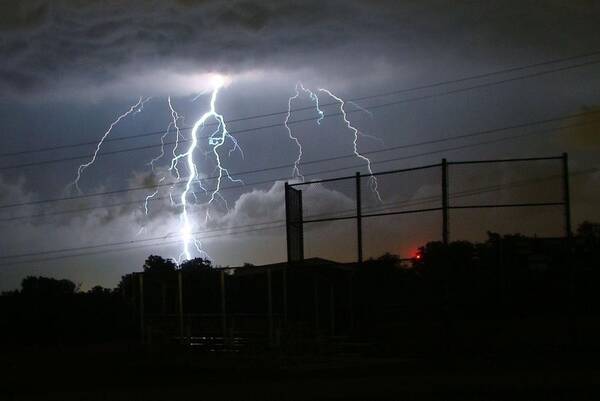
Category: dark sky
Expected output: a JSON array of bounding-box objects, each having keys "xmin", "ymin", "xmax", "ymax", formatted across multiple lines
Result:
[{"xmin": 0, "ymin": 0, "xmax": 599, "ymax": 291}]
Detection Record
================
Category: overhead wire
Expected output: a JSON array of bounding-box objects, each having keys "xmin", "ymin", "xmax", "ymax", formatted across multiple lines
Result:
[
  {"xmin": 1, "ymin": 50, "xmax": 599, "ymax": 160},
  {"xmin": 1, "ymin": 112, "xmax": 598, "ymax": 212},
  {"xmin": 1, "ymin": 165, "xmax": 597, "ymax": 265}
]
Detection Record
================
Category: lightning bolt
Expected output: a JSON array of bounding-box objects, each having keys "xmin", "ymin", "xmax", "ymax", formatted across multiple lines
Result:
[
  {"xmin": 284, "ymin": 82, "xmax": 324, "ymax": 181},
  {"xmin": 167, "ymin": 96, "xmax": 186, "ymax": 180},
  {"xmin": 318, "ymin": 88, "xmax": 382, "ymax": 201},
  {"xmin": 204, "ymin": 85, "xmax": 244, "ymax": 220},
  {"xmin": 70, "ymin": 97, "xmax": 150, "ymax": 193},
  {"xmin": 143, "ymin": 176, "xmax": 165, "ymax": 215},
  {"xmin": 148, "ymin": 122, "xmax": 172, "ymax": 172},
  {"xmin": 72, "ymin": 77, "xmax": 381, "ymax": 266},
  {"xmin": 169, "ymin": 79, "xmax": 243, "ymax": 261},
  {"xmin": 143, "ymin": 97, "xmax": 186, "ymax": 225}
]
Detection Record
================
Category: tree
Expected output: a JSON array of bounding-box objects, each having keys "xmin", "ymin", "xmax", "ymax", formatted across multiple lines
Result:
[
  {"xmin": 143, "ymin": 255, "xmax": 177, "ymax": 273},
  {"xmin": 376, "ymin": 252, "xmax": 402, "ymax": 265},
  {"xmin": 180, "ymin": 257, "xmax": 212, "ymax": 272},
  {"xmin": 577, "ymin": 221, "xmax": 600, "ymax": 245},
  {"xmin": 20, "ymin": 276, "xmax": 77, "ymax": 297},
  {"xmin": 88, "ymin": 285, "xmax": 112, "ymax": 296}
]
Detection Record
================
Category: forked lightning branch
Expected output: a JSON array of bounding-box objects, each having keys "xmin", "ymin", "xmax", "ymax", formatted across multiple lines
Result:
[{"xmin": 70, "ymin": 76, "xmax": 380, "ymax": 262}]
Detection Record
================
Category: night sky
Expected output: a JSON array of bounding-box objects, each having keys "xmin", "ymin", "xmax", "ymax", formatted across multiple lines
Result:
[{"xmin": 0, "ymin": 0, "xmax": 599, "ymax": 291}]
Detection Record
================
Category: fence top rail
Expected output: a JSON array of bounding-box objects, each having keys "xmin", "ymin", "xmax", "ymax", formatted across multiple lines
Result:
[
  {"xmin": 448, "ymin": 155, "xmax": 563, "ymax": 165},
  {"xmin": 287, "ymin": 162, "xmax": 443, "ymax": 187},
  {"xmin": 287, "ymin": 156, "xmax": 563, "ymax": 188},
  {"xmin": 449, "ymin": 201, "xmax": 565, "ymax": 209},
  {"xmin": 302, "ymin": 206, "xmax": 444, "ymax": 224}
]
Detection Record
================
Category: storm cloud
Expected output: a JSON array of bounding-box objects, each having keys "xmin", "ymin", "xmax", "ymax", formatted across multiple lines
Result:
[
  {"xmin": 1, "ymin": 0, "xmax": 599, "ymax": 100},
  {"xmin": 1, "ymin": 0, "xmax": 599, "ymax": 291}
]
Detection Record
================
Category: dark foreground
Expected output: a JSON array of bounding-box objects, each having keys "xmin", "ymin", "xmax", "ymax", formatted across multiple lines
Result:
[{"xmin": 2, "ymin": 346, "xmax": 600, "ymax": 401}]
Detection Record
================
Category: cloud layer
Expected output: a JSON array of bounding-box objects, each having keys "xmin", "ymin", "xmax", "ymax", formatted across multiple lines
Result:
[{"xmin": 1, "ymin": 0, "xmax": 599, "ymax": 100}]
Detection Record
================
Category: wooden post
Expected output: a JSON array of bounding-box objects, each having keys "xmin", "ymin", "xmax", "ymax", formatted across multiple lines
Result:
[
  {"xmin": 267, "ymin": 269, "xmax": 273, "ymax": 345},
  {"xmin": 283, "ymin": 268, "xmax": 288, "ymax": 328},
  {"xmin": 314, "ymin": 276, "xmax": 320, "ymax": 334},
  {"xmin": 329, "ymin": 284, "xmax": 335, "ymax": 337},
  {"xmin": 355, "ymin": 172, "xmax": 363, "ymax": 263},
  {"xmin": 161, "ymin": 283, "xmax": 167, "ymax": 316},
  {"xmin": 138, "ymin": 273, "xmax": 145, "ymax": 345},
  {"xmin": 348, "ymin": 274, "xmax": 354, "ymax": 333},
  {"xmin": 177, "ymin": 271, "xmax": 184, "ymax": 344},
  {"xmin": 220, "ymin": 271, "xmax": 227, "ymax": 345}
]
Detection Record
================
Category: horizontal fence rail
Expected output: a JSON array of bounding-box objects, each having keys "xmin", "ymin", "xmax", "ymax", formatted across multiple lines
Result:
[{"xmin": 285, "ymin": 154, "xmax": 571, "ymax": 264}]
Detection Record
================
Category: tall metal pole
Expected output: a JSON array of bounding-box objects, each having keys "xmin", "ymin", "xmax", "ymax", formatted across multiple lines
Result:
[
  {"xmin": 441, "ymin": 159, "xmax": 449, "ymax": 245},
  {"xmin": 562, "ymin": 152, "xmax": 572, "ymax": 239},
  {"xmin": 562, "ymin": 152, "xmax": 576, "ymax": 346},
  {"xmin": 298, "ymin": 191, "xmax": 304, "ymax": 261},
  {"xmin": 284, "ymin": 182, "xmax": 292, "ymax": 263},
  {"xmin": 441, "ymin": 159, "xmax": 451, "ymax": 352},
  {"xmin": 355, "ymin": 172, "xmax": 363, "ymax": 263}
]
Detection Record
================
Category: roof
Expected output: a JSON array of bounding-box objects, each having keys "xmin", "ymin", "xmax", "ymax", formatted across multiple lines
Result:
[{"xmin": 226, "ymin": 257, "xmax": 356, "ymax": 277}]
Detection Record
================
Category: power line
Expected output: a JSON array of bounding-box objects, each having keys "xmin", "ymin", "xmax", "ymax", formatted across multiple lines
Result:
[
  {"xmin": 0, "ymin": 223, "xmax": 287, "ymax": 267},
  {"xmin": 3, "ymin": 101, "xmax": 599, "ymax": 173},
  {"xmin": 0, "ymin": 219, "xmax": 285, "ymax": 260},
  {"xmin": 2, "ymin": 51, "xmax": 600, "ymax": 160},
  {"xmin": 1, "ymin": 112, "xmax": 598, "ymax": 211},
  {"xmin": 0, "ymin": 189, "xmax": 538, "ymax": 261},
  {"xmin": 2, "ymin": 165, "xmax": 596, "ymax": 266}
]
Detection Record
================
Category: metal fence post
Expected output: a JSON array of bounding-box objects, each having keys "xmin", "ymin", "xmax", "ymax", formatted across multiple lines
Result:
[
  {"xmin": 562, "ymin": 153, "xmax": 572, "ymax": 239},
  {"xmin": 562, "ymin": 152, "xmax": 576, "ymax": 346},
  {"xmin": 285, "ymin": 182, "xmax": 291, "ymax": 262},
  {"xmin": 441, "ymin": 159, "xmax": 449, "ymax": 245},
  {"xmin": 355, "ymin": 172, "xmax": 363, "ymax": 263}
]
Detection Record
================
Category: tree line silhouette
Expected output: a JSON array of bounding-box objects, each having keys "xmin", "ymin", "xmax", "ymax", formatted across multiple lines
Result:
[{"xmin": 1, "ymin": 221, "xmax": 598, "ymax": 352}]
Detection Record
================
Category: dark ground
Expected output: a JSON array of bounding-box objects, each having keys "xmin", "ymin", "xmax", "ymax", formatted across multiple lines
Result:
[{"xmin": 2, "ymin": 345, "xmax": 600, "ymax": 401}]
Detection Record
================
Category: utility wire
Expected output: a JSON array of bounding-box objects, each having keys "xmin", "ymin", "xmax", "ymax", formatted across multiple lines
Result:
[
  {"xmin": 0, "ymin": 119, "xmax": 595, "ymax": 218},
  {"xmin": 2, "ymin": 52, "xmax": 600, "ymax": 267},
  {"xmin": 2, "ymin": 99, "xmax": 599, "ymax": 172},
  {"xmin": 1, "ymin": 165, "xmax": 597, "ymax": 264},
  {"xmin": 0, "ymin": 220, "xmax": 285, "ymax": 260},
  {"xmin": 1, "ymin": 112, "xmax": 598, "ymax": 211},
  {"xmin": 1, "ymin": 52, "xmax": 599, "ymax": 159},
  {"xmin": 0, "ymin": 223, "xmax": 287, "ymax": 267}
]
